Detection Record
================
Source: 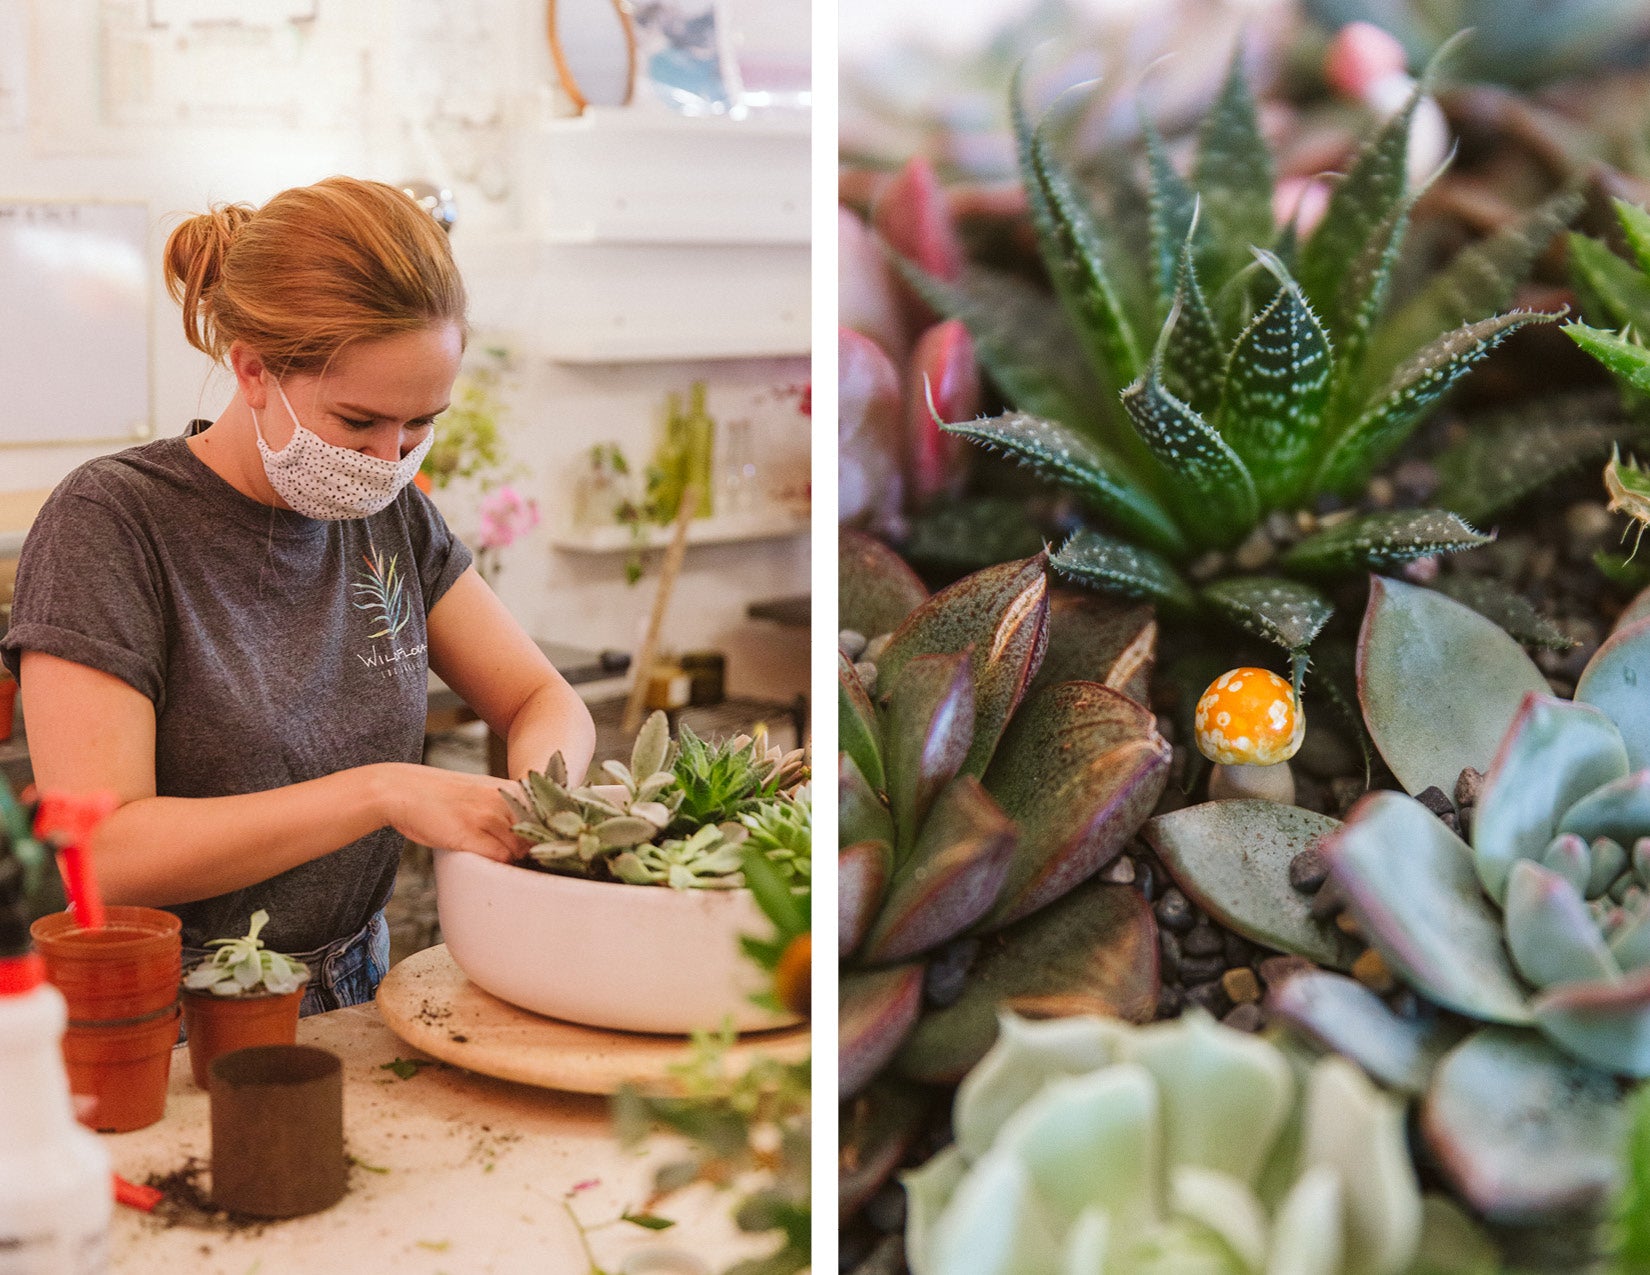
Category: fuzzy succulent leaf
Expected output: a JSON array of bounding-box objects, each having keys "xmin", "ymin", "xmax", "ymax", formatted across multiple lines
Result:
[
  {"xmin": 1558, "ymin": 770, "xmax": 1650, "ymax": 852},
  {"xmin": 840, "ymin": 528, "xmax": 929, "ymax": 640},
  {"xmin": 1191, "ymin": 52, "xmax": 1274, "ymax": 282},
  {"xmin": 1316, "ymin": 310, "xmax": 1557, "ymax": 495},
  {"xmin": 1051, "ymin": 529, "xmax": 1197, "ymax": 612},
  {"xmin": 1216, "ymin": 256, "xmax": 1335, "ymax": 506},
  {"xmin": 1268, "ymin": 970, "xmax": 1465, "ymax": 1095},
  {"xmin": 1576, "ymin": 618, "xmax": 1650, "ymax": 773},
  {"xmin": 883, "ymin": 650, "xmax": 976, "ymax": 854},
  {"xmin": 1357, "ymin": 577, "xmax": 1548, "ymax": 797},
  {"xmin": 1146, "ymin": 801, "xmax": 1358, "ymax": 969},
  {"xmin": 630, "ymin": 710, "xmax": 672, "ymax": 782},
  {"xmin": 939, "ymin": 410, "xmax": 1184, "ymax": 555},
  {"xmin": 1202, "ymin": 575, "xmax": 1334, "ymax": 653},
  {"xmin": 1327, "ymin": 791, "xmax": 1534, "ymax": 1025},
  {"xmin": 1428, "ymin": 575, "xmax": 1574, "ymax": 650},
  {"xmin": 840, "ymin": 964, "xmax": 925, "ymax": 1101},
  {"xmin": 1421, "ymin": 1028, "xmax": 1627, "ymax": 1222},
  {"xmin": 1282, "ymin": 510, "xmax": 1490, "ymax": 575},
  {"xmin": 1027, "ymin": 591, "xmax": 1157, "ymax": 705},
  {"xmin": 979, "ymin": 682, "xmax": 1171, "ymax": 930},
  {"xmin": 859, "ymin": 775, "xmax": 1017, "ymax": 967},
  {"xmin": 876, "ymin": 552, "xmax": 1051, "ymax": 779},
  {"xmin": 1569, "ymin": 234, "xmax": 1650, "ymax": 334},
  {"xmin": 893, "ymin": 881, "xmax": 1159, "ymax": 1086}
]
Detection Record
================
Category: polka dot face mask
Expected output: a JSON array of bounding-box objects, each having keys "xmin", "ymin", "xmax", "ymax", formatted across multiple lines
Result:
[{"xmin": 251, "ymin": 380, "xmax": 434, "ymax": 520}]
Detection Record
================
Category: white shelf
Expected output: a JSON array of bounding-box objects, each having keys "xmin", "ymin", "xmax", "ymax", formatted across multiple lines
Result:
[
  {"xmin": 549, "ymin": 507, "xmax": 809, "ymax": 553},
  {"xmin": 519, "ymin": 106, "xmax": 810, "ymax": 245}
]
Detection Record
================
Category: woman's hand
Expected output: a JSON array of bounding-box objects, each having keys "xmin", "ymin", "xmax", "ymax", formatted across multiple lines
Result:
[{"xmin": 372, "ymin": 763, "xmax": 526, "ymax": 862}]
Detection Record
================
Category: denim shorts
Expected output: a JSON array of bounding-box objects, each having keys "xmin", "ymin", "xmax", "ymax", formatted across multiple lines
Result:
[{"xmin": 179, "ymin": 909, "xmax": 390, "ymax": 1023}]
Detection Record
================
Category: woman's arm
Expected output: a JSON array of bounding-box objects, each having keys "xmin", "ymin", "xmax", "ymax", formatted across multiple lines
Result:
[
  {"xmin": 19, "ymin": 650, "xmax": 526, "ymax": 906},
  {"xmin": 426, "ymin": 567, "xmax": 597, "ymax": 784}
]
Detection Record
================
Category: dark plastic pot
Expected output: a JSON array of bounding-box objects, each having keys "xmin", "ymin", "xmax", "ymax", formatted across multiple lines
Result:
[
  {"xmin": 31, "ymin": 906, "xmax": 182, "ymax": 1132},
  {"xmin": 183, "ymin": 985, "xmax": 305, "ymax": 1088},
  {"xmin": 210, "ymin": 1045, "xmax": 346, "ymax": 1218}
]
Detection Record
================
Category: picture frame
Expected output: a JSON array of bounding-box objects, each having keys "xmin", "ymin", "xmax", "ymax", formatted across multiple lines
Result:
[{"xmin": 628, "ymin": 0, "xmax": 744, "ymax": 117}]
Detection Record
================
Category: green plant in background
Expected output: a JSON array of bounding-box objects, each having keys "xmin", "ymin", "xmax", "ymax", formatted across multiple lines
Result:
[
  {"xmin": 672, "ymin": 726, "xmax": 809, "ymax": 827},
  {"xmin": 839, "ymin": 532, "xmax": 1168, "ymax": 1129},
  {"xmin": 1567, "ymin": 201, "xmax": 1650, "ymax": 435},
  {"xmin": 418, "ymin": 345, "xmax": 514, "ymax": 491},
  {"xmin": 182, "ymin": 909, "xmax": 309, "ymax": 997},
  {"xmin": 908, "ymin": 46, "xmax": 1576, "ymax": 664},
  {"xmin": 902, "ymin": 1009, "xmax": 1492, "ymax": 1275}
]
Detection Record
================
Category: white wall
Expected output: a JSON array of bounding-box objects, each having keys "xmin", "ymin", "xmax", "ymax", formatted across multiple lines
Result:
[{"xmin": 0, "ymin": 0, "xmax": 811, "ymax": 702}]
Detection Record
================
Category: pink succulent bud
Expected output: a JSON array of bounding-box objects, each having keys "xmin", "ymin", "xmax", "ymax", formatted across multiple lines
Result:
[
  {"xmin": 872, "ymin": 157, "xmax": 966, "ymax": 285},
  {"xmin": 1273, "ymin": 176, "xmax": 1333, "ymax": 237},
  {"xmin": 1324, "ymin": 21, "xmax": 1408, "ymax": 98},
  {"xmin": 907, "ymin": 320, "xmax": 979, "ymax": 508}
]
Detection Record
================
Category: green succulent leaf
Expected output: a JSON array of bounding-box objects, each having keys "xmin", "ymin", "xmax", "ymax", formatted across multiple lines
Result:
[
  {"xmin": 1269, "ymin": 970, "xmax": 1465, "ymax": 1094},
  {"xmin": 1161, "ymin": 231, "xmax": 1226, "ymax": 417},
  {"xmin": 1282, "ymin": 509, "xmax": 1490, "ymax": 575},
  {"xmin": 839, "ymin": 653, "xmax": 885, "ymax": 794},
  {"xmin": 1328, "ymin": 791, "xmax": 1534, "ymax": 1025},
  {"xmin": 1421, "ymin": 1028, "xmax": 1628, "ymax": 1222},
  {"xmin": 1358, "ymin": 576, "xmax": 1548, "ymax": 797},
  {"xmin": 1617, "ymin": 197, "xmax": 1650, "ymax": 276},
  {"xmin": 980, "ymin": 682, "xmax": 1171, "ymax": 930},
  {"xmin": 839, "ymin": 529, "xmax": 928, "ymax": 640},
  {"xmin": 1052, "ymin": 528, "xmax": 1198, "ymax": 612},
  {"xmin": 1144, "ymin": 118, "xmax": 1200, "ymax": 310},
  {"xmin": 1473, "ymin": 695, "xmax": 1629, "ymax": 905},
  {"xmin": 840, "ymin": 751, "xmax": 893, "ymax": 851},
  {"xmin": 840, "ymin": 964, "xmax": 926, "ymax": 1101},
  {"xmin": 940, "ymin": 411, "xmax": 1185, "ymax": 555},
  {"xmin": 1012, "ymin": 73, "xmax": 1143, "ymax": 396},
  {"xmin": 1146, "ymin": 801, "xmax": 1357, "ymax": 969},
  {"xmin": 1191, "ymin": 51, "xmax": 1275, "ymax": 281},
  {"xmin": 1202, "ymin": 576, "xmax": 1333, "ymax": 653},
  {"xmin": 838, "ymin": 835, "xmax": 892, "ymax": 958},
  {"xmin": 1558, "ymin": 770, "xmax": 1650, "ymax": 853},
  {"xmin": 1577, "ymin": 617, "xmax": 1650, "ymax": 772},
  {"xmin": 882, "ymin": 651, "xmax": 976, "ymax": 854},
  {"xmin": 1216, "ymin": 253, "xmax": 1335, "ymax": 506},
  {"xmin": 1428, "ymin": 576, "xmax": 1573, "ymax": 651},
  {"xmin": 1568, "ymin": 324, "xmax": 1650, "ymax": 399},
  {"xmin": 1505, "ymin": 860, "xmax": 1620, "ymax": 989},
  {"xmin": 1569, "ymin": 234, "xmax": 1650, "ymax": 334},
  {"xmin": 1316, "ymin": 310, "xmax": 1557, "ymax": 495},
  {"xmin": 1120, "ymin": 354, "xmax": 1257, "ymax": 544},
  {"xmin": 859, "ymin": 775, "xmax": 1017, "ymax": 967},
  {"xmin": 1531, "ymin": 967, "xmax": 1650, "ymax": 1077},
  {"xmin": 1027, "ymin": 591, "xmax": 1157, "ymax": 705},
  {"xmin": 893, "ymin": 881, "xmax": 1159, "ymax": 1085}
]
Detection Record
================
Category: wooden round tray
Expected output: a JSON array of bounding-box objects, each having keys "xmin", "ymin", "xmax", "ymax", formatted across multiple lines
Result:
[{"xmin": 376, "ymin": 944, "xmax": 809, "ymax": 1096}]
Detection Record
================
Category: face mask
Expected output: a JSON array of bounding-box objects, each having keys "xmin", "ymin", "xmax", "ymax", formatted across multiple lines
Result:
[{"xmin": 251, "ymin": 380, "xmax": 433, "ymax": 520}]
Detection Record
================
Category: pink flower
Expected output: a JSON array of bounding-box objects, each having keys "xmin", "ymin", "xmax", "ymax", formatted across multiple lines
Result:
[{"xmin": 475, "ymin": 485, "xmax": 540, "ymax": 551}]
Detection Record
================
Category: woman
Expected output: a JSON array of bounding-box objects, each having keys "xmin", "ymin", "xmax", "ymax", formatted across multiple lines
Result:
[{"xmin": 0, "ymin": 176, "xmax": 595, "ymax": 1012}]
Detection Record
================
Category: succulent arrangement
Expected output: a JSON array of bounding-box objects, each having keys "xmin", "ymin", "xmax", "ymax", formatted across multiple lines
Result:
[
  {"xmin": 903, "ymin": 48, "xmax": 1576, "ymax": 661},
  {"xmin": 507, "ymin": 711, "xmax": 810, "ymax": 892},
  {"xmin": 182, "ymin": 909, "xmax": 309, "ymax": 998}
]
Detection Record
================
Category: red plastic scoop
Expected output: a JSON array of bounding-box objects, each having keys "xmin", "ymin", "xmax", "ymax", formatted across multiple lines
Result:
[
  {"xmin": 33, "ymin": 792, "xmax": 118, "ymax": 931},
  {"xmin": 113, "ymin": 1173, "xmax": 162, "ymax": 1212}
]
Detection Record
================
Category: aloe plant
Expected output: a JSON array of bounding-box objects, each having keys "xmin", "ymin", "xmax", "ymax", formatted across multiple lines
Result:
[
  {"xmin": 905, "ymin": 47, "xmax": 1575, "ymax": 663},
  {"xmin": 902, "ymin": 1009, "xmax": 1493, "ymax": 1275},
  {"xmin": 1567, "ymin": 199, "xmax": 1650, "ymax": 419},
  {"xmin": 839, "ymin": 530, "xmax": 1168, "ymax": 1139}
]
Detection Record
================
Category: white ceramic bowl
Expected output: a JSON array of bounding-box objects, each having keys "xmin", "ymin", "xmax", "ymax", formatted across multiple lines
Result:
[{"xmin": 433, "ymin": 848, "xmax": 797, "ymax": 1034}]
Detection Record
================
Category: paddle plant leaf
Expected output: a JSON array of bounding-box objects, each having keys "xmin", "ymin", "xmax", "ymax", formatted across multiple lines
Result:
[
  {"xmin": 839, "ymin": 652, "xmax": 885, "ymax": 794},
  {"xmin": 1504, "ymin": 860, "xmax": 1620, "ymax": 989},
  {"xmin": 1576, "ymin": 616, "xmax": 1650, "ymax": 771},
  {"xmin": 1357, "ymin": 577, "xmax": 1547, "ymax": 797},
  {"xmin": 839, "ymin": 837, "xmax": 892, "ymax": 959},
  {"xmin": 1268, "ymin": 970, "xmax": 1465, "ymax": 1094},
  {"xmin": 1282, "ymin": 509, "xmax": 1490, "ymax": 576},
  {"xmin": 1052, "ymin": 529, "xmax": 1198, "ymax": 613},
  {"xmin": 1531, "ymin": 967, "xmax": 1650, "ymax": 1077}
]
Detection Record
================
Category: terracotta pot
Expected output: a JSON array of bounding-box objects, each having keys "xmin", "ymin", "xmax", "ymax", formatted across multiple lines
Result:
[
  {"xmin": 59, "ymin": 1003, "xmax": 181, "ymax": 1132},
  {"xmin": 0, "ymin": 675, "xmax": 14, "ymax": 743},
  {"xmin": 183, "ymin": 985, "xmax": 305, "ymax": 1088},
  {"xmin": 210, "ymin": 1045, "xmax": 346, "ymax": 1218},
  {"xmin": 31, "ymin": 906, "xmax": 182, "ymax": 1132}
]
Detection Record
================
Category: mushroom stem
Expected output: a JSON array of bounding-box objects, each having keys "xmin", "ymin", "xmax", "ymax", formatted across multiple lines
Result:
[{"xmin": 1209, "ymin": 762, "xmax": 1296, "ymax": 805}]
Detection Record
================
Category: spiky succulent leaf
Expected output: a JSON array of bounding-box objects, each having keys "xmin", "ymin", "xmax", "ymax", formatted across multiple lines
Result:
[
  {"xmin": 1052, "ymin": 529, "xmax": 1197, "ymax": 612},
  {"xmin": 1121, "ymin": 356, "xmax": 1257, "ymax": 544},
  {"xmin": 1281, "ymin": 509, "xmax": 1490, "ymax": 575},
  {"xmin": 882, "ymin": 651, "xmax": 976, "ymax": 855},
  {"xmin": 1617, "ymin": 197, "xmax": 1650, "ymax": 276},
  {"xmin": 840, "ymin": 964, "xmax": 925, "ymax": 1101},
  {"xmin": 840, "ymin": 528, "xmax": 928, "ymax": 640},
  {"xmin": 979, "ymin": 682, "xmax": 1171, "ymax": 930},
  {"xmin": 939, "ymin": 411, "xmax": 1185, "ymax": 555},
  {"xmin": 1576, "ymin": 615, "xmax": 1650, "ymax": 772},
  {"xmin": 1202, "ymin": 576, "xmax": 1333, "ymax": 653},
  {"xmin": 1216, "ymin": 253, "xmax": 1335, "ymax": 506},
  {"xmin": 1569, "ymin": 234, "xmax": 1650, "ymax": 334},
  {"xmin": 1316, "ymin": 310, "xmax": 1558, "ymax": 495},
  {"xmin": 1144, "ymin": 119, "xmax": 1200, "ymax": 309},
  {"xmin": 1162, "ymin": 233, "xmax": 1225, "ymax": 416},
  {"xmin": 1429, "ymin": 576, "xmax": 1573, "ymax": 650},
  {"xmin": 1567, "ymin": 323, "xmax": 1650, "ymax": 397},
  {"xmin": 1191, "ymin": 52, "xmax": 1274, "ymax": 283}
]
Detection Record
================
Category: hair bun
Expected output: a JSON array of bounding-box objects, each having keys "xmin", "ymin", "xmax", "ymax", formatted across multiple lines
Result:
[{"xmin": 163, "ymin": 202, "xmax": 255, "ymax": 359}]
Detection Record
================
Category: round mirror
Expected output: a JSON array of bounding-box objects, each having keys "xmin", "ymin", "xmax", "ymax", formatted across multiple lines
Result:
[{"xmin": 548, "ymin": 0, "xmax": 637, "ymax": 112}]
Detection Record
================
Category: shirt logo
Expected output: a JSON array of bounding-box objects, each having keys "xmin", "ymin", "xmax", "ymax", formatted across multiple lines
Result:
[{"xmin": 352, "ymin": 546, "xmax": 411, "ymax": 639}]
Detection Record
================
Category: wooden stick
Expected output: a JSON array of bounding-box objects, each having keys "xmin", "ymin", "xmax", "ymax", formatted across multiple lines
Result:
[{"xmin": 622, "ymin": 486, "xmax": 698, "ymax": 735}]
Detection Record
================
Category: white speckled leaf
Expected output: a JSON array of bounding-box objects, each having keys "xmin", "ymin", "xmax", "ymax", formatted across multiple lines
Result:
[
  {"xmin": 1202, "ymin": 576, "xmax": 1334, "ymax": 652},
  {"xmin": 1281, "ymin": 509, "xmax": 1491, "ymax": 575},
  {"xmin": 1052, "ymin": 529, "xmax": 1197, "ymax": 613},
  {"xmin": 1121, "ymin": 363, "xmax": 1257, "ymax": 545}
]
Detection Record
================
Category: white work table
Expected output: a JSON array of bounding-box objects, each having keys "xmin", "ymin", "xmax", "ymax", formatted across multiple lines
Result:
[{"xmin": 106, "ymin": 1003, "xmax": 765, "ymax": 1273}]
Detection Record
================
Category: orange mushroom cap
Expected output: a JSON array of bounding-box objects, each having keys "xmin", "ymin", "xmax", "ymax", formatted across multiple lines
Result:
[{"xmin": 1194, "ymin": 667, "xmax": 1304, "ymax": 767}]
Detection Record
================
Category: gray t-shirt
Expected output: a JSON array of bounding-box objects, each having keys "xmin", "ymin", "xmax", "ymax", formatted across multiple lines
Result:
[{"xmin": 0, "ymin": 428, "xmax": 472, "ymax": 953}]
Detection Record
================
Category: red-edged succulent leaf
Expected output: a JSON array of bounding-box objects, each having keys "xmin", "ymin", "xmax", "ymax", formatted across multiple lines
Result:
[
  {"xmin": 840, "ymin": 207, "xmax": 909, "ymax": 364},
  {"xmin": 840, "ymin": 963, "xmax": 925, "ymax": 1101},
  {"xmin": 840, "ymin": 1080, "xmax": 937, "ymax": 1222},
  {"xmin": 839, "ymin": 837, "xmax": 892, "ymax": 959},
  {"xmin": 859, "ymin": 776, "xmax": 1017, "ymax": 966},
  {"xmin": 893, "ymin": 881, "xmax": 1159, "ymax": 1085},
  {"xmin": 1146, "ymin": 800, "xmax": 1359, "ymax": 970},
  {"xmin": 1531, "ymin": 965, "xmax": 1650, "ymax": 1077},
  {"xmin": 840, "ymin": 750, "xmax": 893, "ymax": 850},
  {"xmin": 840, "ymin": 529, "xmax": 929, "ymax": 642},
  {"xmin": 883, "ymin": 650, "xmax": 976, "ymax": 851},
  {"xmin": 907, "ymin": 320, "xmax": 980, "ymax": 508},
  {"xmin": 840, "ymin": 327, "xmax": 907, "ymax": 530},
  {"xmin": 980, "ymin": 682, "xmax": 1171, "ymax": 930},
  {"xmin": 877, "ymin": 553, "xmax": 1052, "ymax": 778},
  {"xmin": 872, "ymin": 156, "xmax": 966, "ymax": 294},
  {"xmin": 840, "ymin": 651, "xmax": 886, "ymax": 794},
  {"xmin": 1029, "ymin": 589, "xmax": 1158, "ymax": 705}
]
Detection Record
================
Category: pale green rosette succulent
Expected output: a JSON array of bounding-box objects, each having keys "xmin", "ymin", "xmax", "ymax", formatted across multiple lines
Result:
[{"xmin": 903, "ymin": 1011, "xmax": 1468, "ymax": 1275}]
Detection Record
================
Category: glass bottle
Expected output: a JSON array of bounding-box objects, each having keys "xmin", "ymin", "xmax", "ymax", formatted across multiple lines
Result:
[{"xmin": 683, "ymin": 380, "xmax": 716, "ymax": 519}]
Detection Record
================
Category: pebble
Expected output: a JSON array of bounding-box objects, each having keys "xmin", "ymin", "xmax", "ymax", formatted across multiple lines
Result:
[
  {"xmin": 1155, "ymin": 888, "xmax": 1195, "ymax": 933},
  {"xmin": 1134, "ymin": 856, "xmax": 1160, "ymax": 902},
  {"xmin": 865, "ymin": 1183, "xmax": 907, "ymax": 1234},
  {"xmin": 1415, "ymin": 786, "xmax": 1458, "ymax": 833},
  {"xmin": 1352, "ymin": 948, "xmax": 1395, "ymax": 994},
  {"xmin": 1100, "ymin": 856, "xmax": 1136, "ymax": 885},
  {"xmin": 1222, "ymin": 1003, "xmax": 1265, "ymax": 1033},
  {"xmin": 863, "ymin": 634, "xmax": 892, "ymax": 663},
  {"xmin": 1258, "ymin": 954, "xmax": 1316, "ymax": 988},
  {"xmin": 1265, "ymin": 511, "xmax": 1299, "ymax": 545},
  {"xmin": 1182, "ymin": 922, "xmax": 1225, "ymax": 958},
  {"xmin": 1455, "ymin": 767, "xmax": 1484, "ymax": 810},
  {"xmin": 1223, "ymin": 932, "xmax": 1254, "ymax": 968},
  {"xmin": 1309, "ymin": 877, "xmax": 1346, "ymax": 921},
  {"xmin": 839, "ymin": 629, "xmax": 868, "ymax": 660},
  {"xmin": 1288, "ymin": 843, "xmax": 1330, "ymax": 893},
  {"xmin": 1233, "ymin": 526, "xmax": 1275, "ymax": 571},
  {"xmin": 1527, "ymin": 543, "xmax": 1559, "ymax": 585},
  {"xmin": 854, "ymin": 662, "xmax": 879, "ymax": 694},
  {"xmin": 1187, "ymin": 551, "xmax": 1227, "ymax": 582},
  {"xmin": 1222, "ymin": 967, "xmax": 1261, "ymax": 1005},
  {"xmin": 1392, "ymin": 459, "xmax": 1440, "ymax": 503},
  {"xmin": 1183, "ymin": 979, "xmax": 1231, "ymax": 1017},
  {"xmin": 1401, "ymin": 556, "xmax": 1440, "ymax": 584},
  {"xmin": 922, "ymin": 939, "xmax": 979, "ymax": 1008},
  {"xmin": 1178, "ymin": 954, "xmax": 1227, "ymax": 984},
  {"xmin": 1158, "ymin": 931, "xmax": 1182, "ymax": 983},
  {"xmin": 1334, "ymin": 911, "xmax": 1363, "ymax": 937},
  {"xmin": 1156, "ymin": 985, "xmax": 1185, "ymax": 1018},
  {"xmin": 1367, "ymin": 476, "xmax": 1396, "ymax": 508},
  {"xmin": 1565, "ymin": 501, "xmax": 1615, "ymax": 548}
]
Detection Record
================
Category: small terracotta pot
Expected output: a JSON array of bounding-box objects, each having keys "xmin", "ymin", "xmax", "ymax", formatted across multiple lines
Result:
[
  {"xmin": 59, "ymin": 1003, "xmax": 181, "ymax": 1132},
  {"xmin": 0, "ymin": 675, "xmax": 15, "ymax": 743},
  {"xmin": 183, "ymin": 985, "xmax": 305, "ymax": 1088},
  {"xmin": 210, "ymin": 1045, "xmax": 346, "ymax": 1218},
  {"xmin": 31, "ymin": 906, "xmax": 182, "ymax": 1132}
]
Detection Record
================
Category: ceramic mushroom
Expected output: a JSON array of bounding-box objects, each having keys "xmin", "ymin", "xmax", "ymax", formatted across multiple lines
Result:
[{"xmin": 1194, "ymin": 667, "xmax": 1304, "ymax": 804}]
